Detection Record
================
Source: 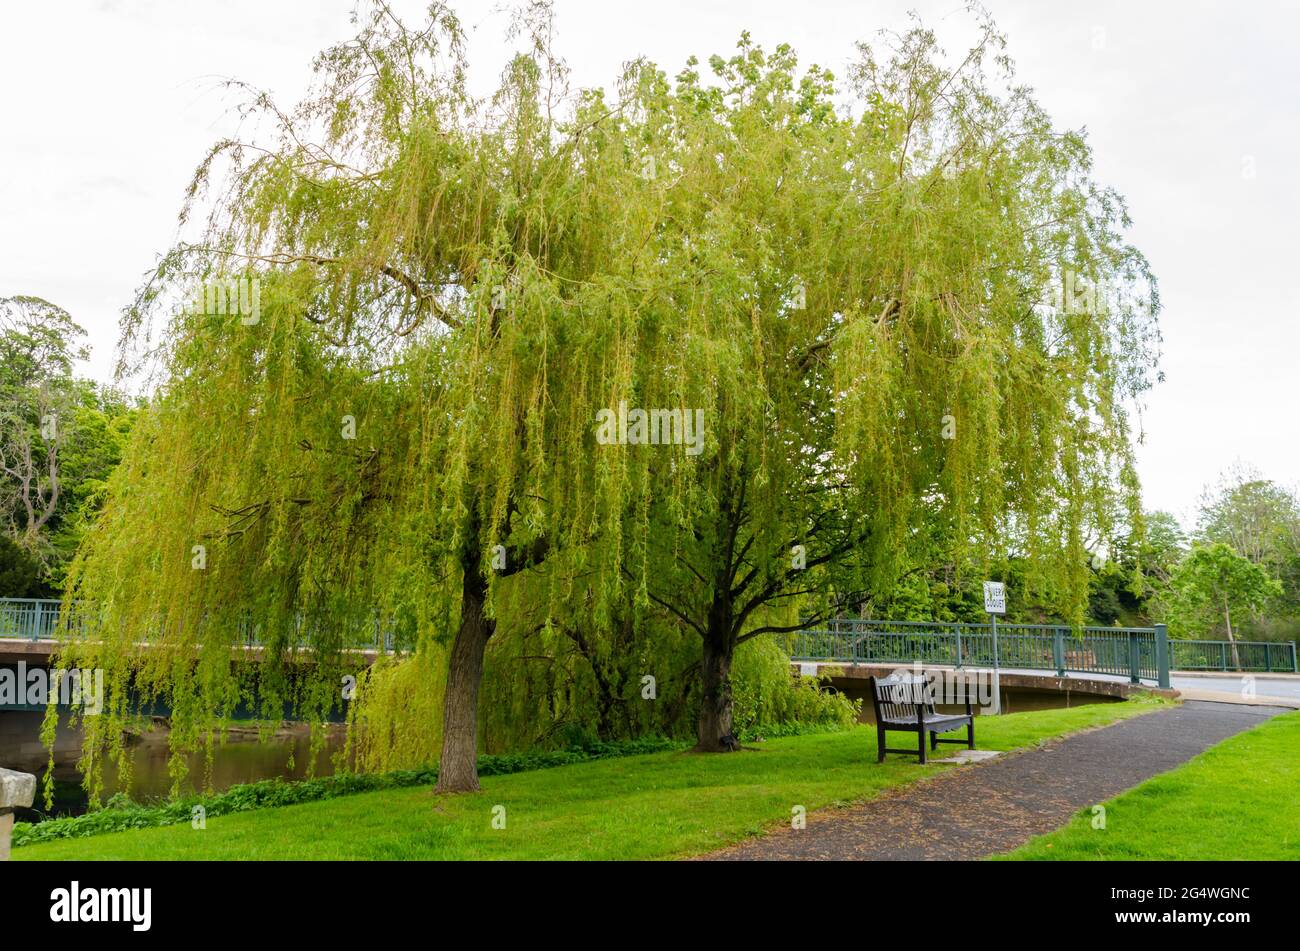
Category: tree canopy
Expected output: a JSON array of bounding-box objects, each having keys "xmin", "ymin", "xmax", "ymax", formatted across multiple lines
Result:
[
  {"xmin": 56, "ymin": 2, "xmax": 1160, "ymax": 798},
  {"xmin": 0, "ymin": 295, "xmax": 134, "ymax": 582},
  {"xmin": 1167, "ymin": 543, "xmax": 1282, "ymax": 666}
]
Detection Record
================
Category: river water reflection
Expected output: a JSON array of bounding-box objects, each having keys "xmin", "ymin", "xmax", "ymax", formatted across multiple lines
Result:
[{"xmin": 0, "ymin": 712, "xmax": 346, "ymax": 822}]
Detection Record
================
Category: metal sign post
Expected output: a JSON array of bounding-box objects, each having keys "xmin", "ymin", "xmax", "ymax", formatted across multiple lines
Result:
[{"xmin": 983, "ymin": 581, "xmax": 1006, "ymax": 714}]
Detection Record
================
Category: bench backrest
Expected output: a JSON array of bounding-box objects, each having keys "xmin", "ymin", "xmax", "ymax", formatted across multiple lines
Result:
[{"xmin": 869, "ymin": 673, "xmax": 935, "ymax": 722}]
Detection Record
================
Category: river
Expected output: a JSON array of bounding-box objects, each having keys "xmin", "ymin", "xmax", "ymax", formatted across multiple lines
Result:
[{"xmin": 0, "ymin": 711, "xmax": 346, "ymax": 822}]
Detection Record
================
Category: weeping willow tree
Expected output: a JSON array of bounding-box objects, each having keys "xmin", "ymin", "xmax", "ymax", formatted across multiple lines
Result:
[
  {"xmin": 58, "ymin": 2, "xmax": 641, "ymax": 796},
  {"xmin": 55, "ymin": 1, "xmax": 1159, "ymax": 798},
  {"xmin": 584, "ymin": 21, "xmax": 1160, "ymax": 749}
]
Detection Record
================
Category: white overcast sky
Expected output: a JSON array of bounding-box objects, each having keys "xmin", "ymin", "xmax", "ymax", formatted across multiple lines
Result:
[{"xmin": 2, "ymin": 0, "xmax": 1298, "ymax": 525}]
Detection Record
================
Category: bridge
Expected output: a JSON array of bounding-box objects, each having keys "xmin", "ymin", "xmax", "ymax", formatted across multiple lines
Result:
[
  {"xmin": 0, "ymin": 598, "xmax": 389, "ymax": 718},
  {"xmin": 787, "ymin": 618, "xmax": 1300, "ymax": 708},
  {"xmin": 4, "ymin": 598, "xmax": 1297, "ymax": 688},
  {"xmin": 788, "ymin": 618, "xmax": 1297, "ymax": 684},
  {"xmin": 0, "ymin": 597, "xmax": 396, "ymax": 665}
]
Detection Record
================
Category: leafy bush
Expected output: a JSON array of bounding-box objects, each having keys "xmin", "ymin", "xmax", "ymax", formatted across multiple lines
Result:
[{"xmin": 730, "ymin": 637, "xmax": 860, "ymax": 734}]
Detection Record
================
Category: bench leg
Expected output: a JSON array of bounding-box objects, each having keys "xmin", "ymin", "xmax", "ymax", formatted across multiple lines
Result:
[
  {"xmin": 967, "ymin": 720, "xmax": 975, "ymax": 750},
  {"xmin": 876, "ymin": 724, "xmax": 886, "ymax": 763},
  {"xmin": 918, "ymin": 728, "xmax": 927, "ymax": 764},
  {"xmin": 930, "ymin": 731, "xmax": 939, "ymax": 751}
]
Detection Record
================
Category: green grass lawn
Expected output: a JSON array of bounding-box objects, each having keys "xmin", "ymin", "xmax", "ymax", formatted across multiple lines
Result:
[
  {"xmin": 17, "ymin": 698, "xmax": 1165, "ymax": 861},
  {"xmin": 1004, "ymin": 709, "xmax": 1300, "ymax": 861}
]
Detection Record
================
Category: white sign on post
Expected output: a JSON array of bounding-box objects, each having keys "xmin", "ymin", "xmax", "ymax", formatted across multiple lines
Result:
[
  {"xmin": 983, "ymin": 581, "xmax": 1006, "ymax": 615},
  {"xmin": 983, "ymin": 581, "xmax": 1006, "ymax": 715}
]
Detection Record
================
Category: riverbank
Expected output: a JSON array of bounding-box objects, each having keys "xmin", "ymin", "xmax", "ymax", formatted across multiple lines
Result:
[{"xmin": 15, "ymin": 697, "xmax": 1168, "ymax": 860}]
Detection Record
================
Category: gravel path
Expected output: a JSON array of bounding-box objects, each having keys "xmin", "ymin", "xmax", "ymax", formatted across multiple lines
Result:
[{"xmin": 703, "ymin": 701, "xmax": 1285, "ymax": 861}]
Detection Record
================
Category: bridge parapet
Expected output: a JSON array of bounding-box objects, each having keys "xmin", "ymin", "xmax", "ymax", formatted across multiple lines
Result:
[
  {"xmin": 790, "ymin": 619, "xmax": 1298, "ymax": 686},
  {"xmin": 0, "ymin": 597, "xmax": 401, "ymax": 654}
]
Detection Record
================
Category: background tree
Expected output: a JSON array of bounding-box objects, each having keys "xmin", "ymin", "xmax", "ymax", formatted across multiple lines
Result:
[
  {"xmin": 0, "ymin": 533, "xmax": 51, "ymax": 598},
  {"xmin": 1197, "ymin": 465, "xmax": 1300, "ymax": 569},
  {"xmin": 43, "ymin": 382, "xmax": 136, "ymax": 586},
  {"xmin": 0, "ymin": 295, "xmax": 84, "ymax": 556},
  {"xmin": 1195, "ymin": 467, "xmax": 1300, "ymax": 638},
  {"xmin": 1167, "ymin": 542, "xmax": 1282, "ymax": 667},
  {"xmin": 1077, "ymin": 509, "xmax": 1186, "ymax": 626},
  {"xmin": 0, "ymin": 296, "xmax": 133, "ymax": 587},
  {"xmin": 1133, "ymin": 511, "xmax": 1189, "ymax": 587}
]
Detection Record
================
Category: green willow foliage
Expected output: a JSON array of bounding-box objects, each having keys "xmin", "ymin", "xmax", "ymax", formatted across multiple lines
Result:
[
  {"xmin": 347, "ymin": 630, "xmax": 855, "ymax": 773},
  {"xmin": 52, "ymin": 3, "xmax": 1157, "ymax": 798}
]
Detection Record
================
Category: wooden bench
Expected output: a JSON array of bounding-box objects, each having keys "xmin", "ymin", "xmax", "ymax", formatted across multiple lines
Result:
[{"xmin": 868, "ymin": 672, "xmax": 975, "ymax": 764}]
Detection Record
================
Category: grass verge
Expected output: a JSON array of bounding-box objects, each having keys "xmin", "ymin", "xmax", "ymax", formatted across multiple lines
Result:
[
  {"xmin": 1003, "ymin": 708, "xmax": 1300, "ymax": 860},
  {"xmin": 13, "ymin": 736, "xmax": 689, "ymax": 848},
  {"xmin": 17, "ymin": 696, "xmax": 1167, "ymax": 861}
]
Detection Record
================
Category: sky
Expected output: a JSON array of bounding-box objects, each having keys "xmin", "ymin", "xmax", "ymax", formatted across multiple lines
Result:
[{"xmin": 2, "ymin": 0, "xmax": 1298, "ymax": 525}]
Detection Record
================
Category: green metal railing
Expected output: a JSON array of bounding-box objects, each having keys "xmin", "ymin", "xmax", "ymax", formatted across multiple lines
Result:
[
  {"xmin": 0, "ymin": 598, "xmax": 61, "ymax": 640},
  {"xmin": 789, "ymin": 618, "xmax": 1297, "ymax": 685},
  {"xmin": 5, "ymin": 599, "xmax": 1296, "ymax": 676},
  {"xmin": 0, "ymin": 598, "xmax": 397, "ymax": 652},
  {"xmin": 1169, "ymin": 638, "xmax": 1298, "ymax": 673}
]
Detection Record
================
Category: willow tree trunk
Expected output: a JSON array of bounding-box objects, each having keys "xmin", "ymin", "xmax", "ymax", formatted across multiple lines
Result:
[
  {"xmin": 435, "ymin": 563, "xmax": 494, "ymax": 793},
  {"xmin": 695, "ymin": 637, "xmax": 739, "ymax": 752}
]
